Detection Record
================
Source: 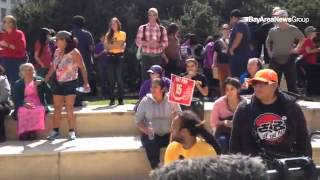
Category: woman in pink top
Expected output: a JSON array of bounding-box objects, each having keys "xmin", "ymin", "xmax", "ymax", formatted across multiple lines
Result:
[
  {"xmin": 210, "ymin": 77, "xmax": 243, "ymax": 153},
  {"xmin": 44, "ymin": 31, "xmax": 89, "ymax": 140}
]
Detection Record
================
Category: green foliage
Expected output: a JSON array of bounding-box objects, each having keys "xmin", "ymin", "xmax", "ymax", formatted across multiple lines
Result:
[
  {"xmin": 177, "ymin": 0, "xmax": 219, "ymax": 42},
  {"xmin": 11, "ymin": 0, "xmax": 320, "ymax": 87}
]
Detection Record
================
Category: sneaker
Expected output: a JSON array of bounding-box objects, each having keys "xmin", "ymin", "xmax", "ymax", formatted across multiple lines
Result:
[
  {"xmin": 109, "ymin": 99, "xmax": 115, "ymax": 106},
  {"xmin": 118, "ymin": 99, "xmax": 124, "ymax": 105},
  {"xmin": 47, "ymin": 131, "xmax": 60, "ymax": 140},
  {"xmin": 68, "ymin": 131, "xmax": 76, "ymax": 140}
]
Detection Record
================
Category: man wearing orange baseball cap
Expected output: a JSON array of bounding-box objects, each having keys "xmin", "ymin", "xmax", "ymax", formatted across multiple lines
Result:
[{"xmin": 230, "ymin": 69, "xmax": 311, "ymax": 167}]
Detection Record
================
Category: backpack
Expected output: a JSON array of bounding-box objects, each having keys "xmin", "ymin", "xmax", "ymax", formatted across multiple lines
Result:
[{"xmin": 203, "ymin": 42, "xmax": 215, "ymax": 69}]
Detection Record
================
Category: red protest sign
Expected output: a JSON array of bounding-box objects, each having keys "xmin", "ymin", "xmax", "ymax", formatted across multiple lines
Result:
[{"xmin": 168, "ymin": 74, "xmax": 195, "ymax": 106}]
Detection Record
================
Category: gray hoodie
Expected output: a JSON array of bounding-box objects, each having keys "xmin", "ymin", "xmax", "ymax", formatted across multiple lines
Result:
[
  {"xmin": 135, "ymin": 93, "xmax": 181, "ymax": 135},
  {"xmin": 0, "ymin": 75, "xmax": 10, "ymax": 103}
]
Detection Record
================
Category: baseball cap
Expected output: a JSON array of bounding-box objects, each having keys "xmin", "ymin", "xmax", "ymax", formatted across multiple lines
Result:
[
  {"xmin": 147, "ymin": 65, "xmax": 163, "ymax": 75},
  {"xmin": 304, "ymin": 26, "xmax": 317, "ymax": 35},
  {"xmin": 230, "ymin": 9, "xmax": 242, "ymax": 18},
  {"xmin": 247, "ymin": 69, "xmax": 278, "ymax": 85}
]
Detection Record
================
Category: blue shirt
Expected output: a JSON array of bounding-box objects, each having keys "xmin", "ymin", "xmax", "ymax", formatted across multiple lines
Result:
[
  {"xmin": 72, "ymin": 27, "xmax": 94, "ymax": 66},
  {"xmin": 229, "ymin": 20, "xmax": 251, "ymax": 56}
]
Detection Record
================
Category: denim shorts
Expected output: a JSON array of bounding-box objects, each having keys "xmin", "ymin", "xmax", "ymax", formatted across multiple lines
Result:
[{"xmin": 52, "ymin": 79, "xmax": 78, "ymax": 96}]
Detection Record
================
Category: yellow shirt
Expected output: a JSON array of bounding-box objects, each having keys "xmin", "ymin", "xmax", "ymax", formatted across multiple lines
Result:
[
  {"xmin": 105, "ymin": 31, "xmax": 126, "ymax": 54},
  {"xmin": 164, "ymin": 138, "xmax": 217, "ymax": 165}
]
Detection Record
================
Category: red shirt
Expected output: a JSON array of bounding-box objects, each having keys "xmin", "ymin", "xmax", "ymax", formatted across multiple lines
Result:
[
  {"xmin": 0, "ymin": 29, "xmax": 26, "ymax": 59},
  {"xmin": 34, "ymin": 41, "xmax": 52, "ymax": 68},
  {"xmin": 300, "ymin": 38, "xmax": 318, "ymax": 64}
]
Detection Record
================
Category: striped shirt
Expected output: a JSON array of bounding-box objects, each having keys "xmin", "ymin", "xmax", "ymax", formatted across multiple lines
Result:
[{"xmin": 136, "ymin": 23, "xmax": 168, "ymax": 55}]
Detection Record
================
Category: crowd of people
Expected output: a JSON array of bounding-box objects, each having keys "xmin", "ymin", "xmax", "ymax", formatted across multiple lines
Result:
[{"xmin": 0, "ymin": 5, "xmax": 318, "ymax": 179}]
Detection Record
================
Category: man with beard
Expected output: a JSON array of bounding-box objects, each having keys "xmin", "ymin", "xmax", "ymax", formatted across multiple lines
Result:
[{"xmin": 164, "ymin": 111, "xmax": 220, "ymax": 165}]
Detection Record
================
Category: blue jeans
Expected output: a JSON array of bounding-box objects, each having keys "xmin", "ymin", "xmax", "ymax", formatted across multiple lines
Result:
[
  {"xmin": 216, "ymin": 134, "xmax": 230, "ymax": 154},
  {"xmin": 96, "ymin": 54, "xmax": 108, "ymax": 98},
  {"xmin": 106, "ymin": 54, "xmax": 124, "ymax": 101},
  {"xmin": 229, "ymin": 53, "xmax": 249, "ymax": 78},
  {"xmin": 0, "ymin": 58, "xmax": 26, "ymax": 85}
]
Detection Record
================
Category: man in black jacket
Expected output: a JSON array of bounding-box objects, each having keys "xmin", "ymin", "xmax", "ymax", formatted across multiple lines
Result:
[{"xmin": 230, "ymin": 69, "xmax": 312, "ymax": 161}]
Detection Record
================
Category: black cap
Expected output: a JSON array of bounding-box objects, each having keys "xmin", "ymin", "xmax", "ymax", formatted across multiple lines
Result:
[{"xmin": 230, "ymin": 9, "xmax": 242, "ymax": 18}]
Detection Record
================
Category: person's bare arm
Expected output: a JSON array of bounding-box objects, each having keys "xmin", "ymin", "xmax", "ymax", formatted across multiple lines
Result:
[
  {"xmin": 34, "ymin": 49, "xmax": 45, "ymax": 68},
  {"xmin": 305, "ymin": 47, "xmax": 320, "ymax": 54},
  {"xmin": 212, "ymin": 51, "xmax": 217, "ymax": 69},
  {"xmin": 44, "ymin": 65, "xmax": 55, "ymax": 83},
  {"xmin": 74, "ymin": 50, "xmax": 89, "ymax": 86},
  {"xmin": 195, "ymin": 82, "xmax": 209, "ymax": 96}
]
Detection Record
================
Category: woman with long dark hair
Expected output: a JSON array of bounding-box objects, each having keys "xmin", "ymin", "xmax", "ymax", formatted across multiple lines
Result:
[
  {"xmin": 34, "ymin": 28, "xmax": 52, "ymax": 77},
  {"xmin": 210, "ymin": 77, "xmax": 243, "ymax": 153},
  {"xmin": 105, "ymin": 17, "xmax": 126, "ymax": 105},
  {"xmin": 135, "ymin": 78, "xmax": 180, "ymax": 169},
  {"xmin": 44, "ymin": 31, "xmax": 89, "ymax": 140}
]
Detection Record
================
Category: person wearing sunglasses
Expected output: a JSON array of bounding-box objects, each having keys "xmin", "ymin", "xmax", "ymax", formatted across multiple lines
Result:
[
  {"xmin": 136, "ymin": 8, "xmax": 168, "ymax": 81},
  {"xmin": 230, "ymin": 69, "xmax": 311, "ymax": 166},
  {"xmin": 213, "ymin": 24, "xmax": 231, "ymax": 95},
  {"xmin": 0, "ymin": 15, "xmax": 27, "ymax": 86}
]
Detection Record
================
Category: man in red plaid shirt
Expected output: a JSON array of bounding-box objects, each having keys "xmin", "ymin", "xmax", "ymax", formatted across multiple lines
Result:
[{"xmin": 136, "ymin": 8, "xmax": 168, "ymax": 81}]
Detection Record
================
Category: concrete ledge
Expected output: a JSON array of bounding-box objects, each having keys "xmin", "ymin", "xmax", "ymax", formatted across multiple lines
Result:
[
  {"xmin": 4, "ymin": 101, "xmax": 320, "ymax": 140},
  {"xmin": 0, "ymin": 136, "xmax": 318, "ymax": 180},
  {"xmin": 0, "ymin": 137, "xmax": 152, "ymax": 180}
]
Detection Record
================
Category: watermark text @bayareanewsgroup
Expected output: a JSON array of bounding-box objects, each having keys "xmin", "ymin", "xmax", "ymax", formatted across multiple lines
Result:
[{"xmin": 243, "ymin": 16, "xmax": 310, "ymax": 24}]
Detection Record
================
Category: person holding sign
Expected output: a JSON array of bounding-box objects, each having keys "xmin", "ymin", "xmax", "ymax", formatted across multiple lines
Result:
[
  {"xmin": 135, "ymin": 78, "xmax": 181, "ymax": 169},
  {"xmin": 180, "ymin": 58, "xmax": 208, "ymax": 119},
  {"xmin": 183, "ymin": 58, "xmax": 209, "ymax": 98}
]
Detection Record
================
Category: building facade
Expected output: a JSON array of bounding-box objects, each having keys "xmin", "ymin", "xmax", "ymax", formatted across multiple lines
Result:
[{"xmin": 0, "ymin": 0, "xmax": 24, "ymax": 20}]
